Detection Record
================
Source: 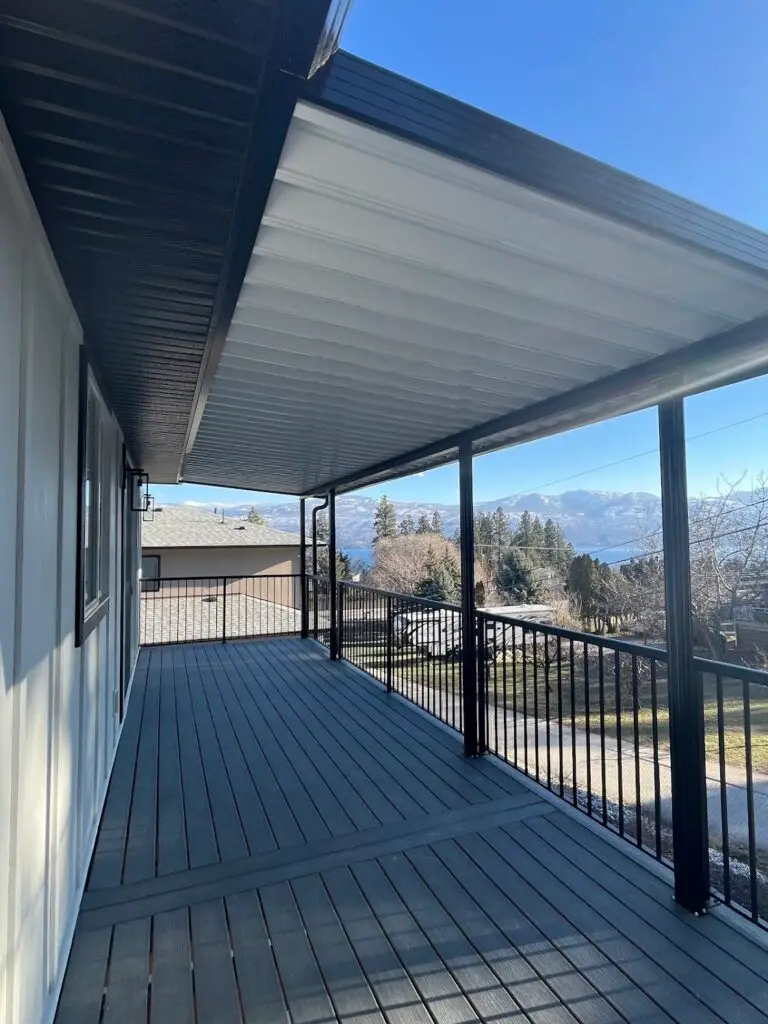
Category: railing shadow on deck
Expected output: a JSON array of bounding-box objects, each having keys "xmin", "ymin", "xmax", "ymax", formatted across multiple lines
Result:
[{"xmin": 303, "ymin": 575, "xmax": 768, "ymax": 930}]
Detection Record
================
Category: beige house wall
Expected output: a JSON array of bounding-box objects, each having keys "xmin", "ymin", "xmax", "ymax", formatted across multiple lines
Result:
[{"xmin": 142, "ymin": 546, "xmax": 301, "ymax": 606}]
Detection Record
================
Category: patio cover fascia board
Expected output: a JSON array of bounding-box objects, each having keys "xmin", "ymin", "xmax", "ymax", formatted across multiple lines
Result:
[
  {"xmin": 182, "ymin": 50, "xmax": 768, "ymax": 497},
  {"xmin": 309, "ymin": 311, "xmax": 768, "ymax": 496}
]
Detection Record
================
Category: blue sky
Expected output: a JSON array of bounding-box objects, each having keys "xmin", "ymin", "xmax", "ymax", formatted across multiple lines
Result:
[{"xmin": 155, "ymin": 0, "xmax": 768, "ymax": 510}]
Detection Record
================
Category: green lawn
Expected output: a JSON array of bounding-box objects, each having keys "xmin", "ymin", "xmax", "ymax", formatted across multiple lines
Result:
[{"xmin": 343, "ymin": 641, "xmax": 768, "ymax": 774}]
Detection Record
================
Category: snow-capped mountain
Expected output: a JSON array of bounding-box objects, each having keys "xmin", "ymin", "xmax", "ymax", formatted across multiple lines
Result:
[{"xmin": 174, "ymin": 490, "xmax": 662, "ymax": 559}]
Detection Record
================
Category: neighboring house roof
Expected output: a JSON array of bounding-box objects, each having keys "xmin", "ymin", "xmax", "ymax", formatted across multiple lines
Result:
[{"xmin": 142, "ymin": 506, "xmax": 301, "ymax": 549}]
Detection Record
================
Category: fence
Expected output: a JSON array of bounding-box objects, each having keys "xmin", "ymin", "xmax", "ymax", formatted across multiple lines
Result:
[
  {"xmin": 139, "ymin": 575, "xmax": 302, "ymax": 645},
  {"xmin": 478, "ymin": 610, "xmax": 670, "ymax": 859},
  {"xmin": 337, "ymin": 581, "xmax": 465, "ymax": 733},
  {"xmin": 693, "ymin": 656, "xmax": 768, "ymax": 924}
]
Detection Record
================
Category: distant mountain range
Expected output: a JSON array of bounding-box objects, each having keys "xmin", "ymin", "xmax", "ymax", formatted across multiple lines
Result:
[{"xmin": 175, "ymin": 490, "xmax": 665, "ymax": 561}]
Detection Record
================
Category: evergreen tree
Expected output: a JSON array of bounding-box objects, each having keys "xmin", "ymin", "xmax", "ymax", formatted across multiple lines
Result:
[
  {"xmin": 543, "ymin": 517, "xmax": 576, "ymax": 573},
  {"xmin": 473, "ymin": 510, "xmax": 496, "ymax": 563},
  {"xmin": 528, "ymin": 517, "xmax": 546, "ymax": 567},
  {"xmin": 491, "ymin": 507, "xmax": 511, "ymax": 558},
  {"xmin": 513, "ymin": 510, "xmax": 536, "ymax": 555},
  {"xmin": 398, "ymin": 513, "xmax": 416, "ymax": 535},
  {"xmin": 494, "ymin": 547, "xmax": 542, "ymax": 603},
  {"xmin": 430, "ymin": 510, "xmax": 444, "ymax": 535},
  {"xmin": 372, "ymin": 495, "xmax": 397, "ymax": 543},
  {"xmin": 415, "ymin": 547, "xmax": 460, "ymax": 602},
  {"xmin": 247, "ymin": 506, "xmax": 265, "ymax": 525},
  {"xmin": 568, "ymin": 554, "xmax": 600, "ymax": 625},
  {"xmin": 416, "ymin": 512, "xmax": 432, "ymax": 535}
]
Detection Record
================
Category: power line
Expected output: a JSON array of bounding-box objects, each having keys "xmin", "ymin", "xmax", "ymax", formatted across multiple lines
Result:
[
  {"xmin": 583, "ymin": 492, "xmax": 768, "ymax": 560},
  {"xmin": 515, "ymin": 409, "xmax": 768, "ymax": 497},
  {"xmin": 600, "ymin": 521, "xmax": 768, "ymax": 568}
]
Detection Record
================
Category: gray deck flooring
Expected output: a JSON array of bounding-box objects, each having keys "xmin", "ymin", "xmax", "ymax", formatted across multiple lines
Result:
[{"xmin": 56, "ymin": 638, "xmax": 768, "ymax": 1024}]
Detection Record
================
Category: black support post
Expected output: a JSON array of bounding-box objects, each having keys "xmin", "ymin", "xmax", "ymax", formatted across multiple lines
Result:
[
  {"xmin": 459, "ymin": 440, "xmax": 479, "ymax": 756},
  {"xmin": 658, "ymin": 399, "xmax": 709, "ymax": 913},
  {"xmin": 299, "ymin": 497, "xmax": 308, "ymax": 639},
  {"xmin": 328, "ymin": 489, "xmax": 339, "ymax": 660}
]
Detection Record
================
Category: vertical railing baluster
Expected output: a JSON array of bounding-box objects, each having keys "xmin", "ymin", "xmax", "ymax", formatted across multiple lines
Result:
[
  {"xmin": 557, "ymin": 637, "xmax": 564, "ymax": 799},
  {"xmin": 570, "ymin": 639, "xmax": 577, "ymax": 806},
  {"xmin": 502, "ymin": 626, "xmax": 508, "ymax": 763},
  {"xmin": 742, "ymin": 679, "xmax": 759, "ymax": 921},
  {"xmin": 716, "ymin": 672, "xmax": 730, "ymax": 906},
  {"xmin": 532, "ymin": 629, "xmax": 539, "ymax": 781},
  {"xmin": 512, "ymin": 628, "xmax": 519, "ymax": 768},
  {"xmin": 545, "ymin": 635, "xmax": 551, "ymax": 790},
  {"xmin": 650, "ymin": 658, "xmax": 662, "ymax": 860},
  {"xmin": 599, "ymin": 647, "xmax": 607, "ymax": 826},
  {"xmin": 584, "ymin": 642, "xmax": 592, "ymax": 817},
  {"xmin": 631, "ymin": 654, "xmax": 641, "ymax": 848},
  {"xmin": 522, "ymin": 628, "xmax": 528, "ymax": 776},
  {"xmin": 614, "ymin": 650, "xmax": 624, "ymax": 836},
  {"xmin": 387, "ymin": 595, "xmax": 393, "ymax": 692}
]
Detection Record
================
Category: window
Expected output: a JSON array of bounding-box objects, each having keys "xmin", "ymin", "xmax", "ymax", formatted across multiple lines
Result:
[
  {"xmin": 141, "ymin": 555, "xmax": 160, "ymax": 592},
  {"xmin": 76, "ymin": 354, "xmax": 111, "ymax": 645}
]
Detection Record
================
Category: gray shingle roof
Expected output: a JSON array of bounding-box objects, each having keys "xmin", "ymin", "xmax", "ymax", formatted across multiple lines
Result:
[{"xmin": 141, "ymin": 506, "xmax": 301, "ymax": 549}]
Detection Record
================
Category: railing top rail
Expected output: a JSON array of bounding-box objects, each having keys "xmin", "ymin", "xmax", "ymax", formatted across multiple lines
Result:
[
  {"xmin": 142, "ymin": 574, "xmax": 301, "ymax": 584},
  {"xmin": 337, "ymin": 578, "xmax": 461, "ymax": 614},
  {"xmin": 477, "ymin": 608, "xmax": 668, "ymax": 660},
  {"xmin": 693, "ymin": 655, "xmax": 768, "ymax": 687}
]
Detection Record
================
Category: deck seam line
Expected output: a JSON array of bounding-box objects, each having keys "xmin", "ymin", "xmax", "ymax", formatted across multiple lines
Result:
[{"xmin": 77, "ymin": 799, "xmax": 554, "ymax": 929}]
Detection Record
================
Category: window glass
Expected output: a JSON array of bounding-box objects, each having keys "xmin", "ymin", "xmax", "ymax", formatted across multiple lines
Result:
[
  {"xmin": 84, "ymin": 380, "xmax": 101, "ymax": 609},
  {"xmin": 141, "ymin": 555, "xmax": 160, "ymax": 592},
  {"xmin": 82, "ymin": 373, "xmax": 111, "ymax": 616}
]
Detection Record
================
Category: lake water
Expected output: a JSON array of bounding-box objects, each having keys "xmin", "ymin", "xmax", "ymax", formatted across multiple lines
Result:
[{"xmin": 343, "ymin": 546, "xmax": 374, "ymax": 567}]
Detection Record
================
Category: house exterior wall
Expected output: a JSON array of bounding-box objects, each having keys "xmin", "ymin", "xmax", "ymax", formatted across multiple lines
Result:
[
  {"xmin": 143, "ymin": 545, "xmax": 301, "ymax": 588},
  {"xmin": 0, "ymin": 116, "xmax": 139, "ymax": 1024}
]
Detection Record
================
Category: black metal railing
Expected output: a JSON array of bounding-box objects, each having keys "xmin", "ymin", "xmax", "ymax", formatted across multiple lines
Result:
[
  {"xmin": 309, "ymin": 575, "xmax": 768, "ymax": 929},
  {"xmin": 477, "ymin": 610, "xmax": 670, "ymax": 861},
  {"xmin": 694, "ymin": 656, "xmax": 768, "ymax": 925},
  {"xmin": 307, "ymin": 574, "xmax": 331, "ymax": 648},
  {"xmin": 139, "ymin": 575, "xmax": 302, "ymax": 645},
  {"xmin": 337, "ymin": 581, "xmax": 464, "ymax": 732}
]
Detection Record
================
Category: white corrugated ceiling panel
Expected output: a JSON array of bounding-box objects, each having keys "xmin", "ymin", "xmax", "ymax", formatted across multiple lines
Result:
[{"xmin": 184, "ymin": 101, "xmax": 768, "ymax": 493}]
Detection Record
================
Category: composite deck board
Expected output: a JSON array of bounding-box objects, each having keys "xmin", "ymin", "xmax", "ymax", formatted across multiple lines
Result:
[
  {"xmin": 100, "ymin": 918, "xmax": 150, "ymax": 1024},
  {"xmin": 189, "ymin": 898, "xmax": 243, "ymax": 1024},
  {"xmin": 226, "ymin": 890, "xmax": 290, "ymax": 1023},
  {"xmin": 87, "ymin": 657, "xmax": 149, "ymax": 891},
  {"xmin": 255, "ymin": 641, "xmax": 439, "ymax": 821},
  {"xmin": 184, "ymin": 645, "xmax": 250, "ymax": 861},
  {"xmin": 55, "ymin": 638, "xmax": 768, "ymax": 1024},
  {"xmin": 227, "ymin": 641, "xmax": 395, "ymax": 830},
  {"xmin": 149, "ymin": 908, "xmax": 195, "ymax": 1024},
  {"xmin": 290, "ymin": 654, "xmax": 484, "ymax": 811},
  {"xmin": 171, "ymin": 643, "xmax": 220, "ymax": 869},
  {"xmin": 121, "ymin": 658, "xmax": 161, "ymax": 885},
  {"xmin": 155, "ymin": 646, "xmax": 188, "ymax": 876},
  {"xmin": 193, "ymin": 644, "xmax": 280, "ymax": 855},
  {"xmin": 211, "ymin": 644, "xmax": 360, "ymax": 839},
  {"xmin": 213, "ymin": 641, "xmax": 335, "ymax": 845}
]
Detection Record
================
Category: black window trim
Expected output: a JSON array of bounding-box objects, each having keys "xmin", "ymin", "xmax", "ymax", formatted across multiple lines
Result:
[{"xmin": 75, "ymin": 347, "xmax": 111, "ymax": 647}]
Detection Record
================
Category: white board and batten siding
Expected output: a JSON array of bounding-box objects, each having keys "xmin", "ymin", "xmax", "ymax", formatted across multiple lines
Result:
[{"xmin": 0, "ymin": 115, "xmax": 139, "ymax": 1024}]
